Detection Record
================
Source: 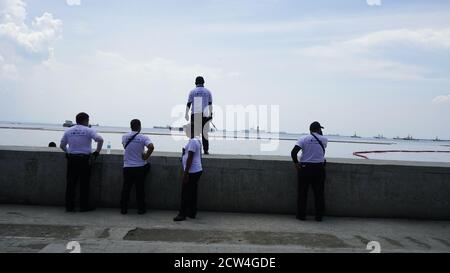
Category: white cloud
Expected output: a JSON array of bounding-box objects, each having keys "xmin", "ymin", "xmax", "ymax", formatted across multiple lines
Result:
[
  {"xmin": 0, "ymin": 53, "xmax": 17, "ymax": 79},
  {"xmin": 297, "ymin": 28, "xmax": 450, "ymax": 81},
  {"xmin": 92, "ymin": 50, "xmax": 239, "ymax": 83},
  {"xmin": 367, "ymin": 0, "xmax": 381, "ymax": 6},
  {"xmin": 0, "ymin": 0, "xmax": 62, "ymax": 55},
  {"xmin": 433, "ymin": 95, "xmax": 450, "ymax": 104},
  {"xmin": 0, "ymin": 0, "xmax": 26, "ymax": 24},
  {"xmin": 66, "ymin": 0, "xmax": 81, "ymax": 6},
  {"xmin": 346, "ymin": 28, "xmax": 450, "ymax": 50}
]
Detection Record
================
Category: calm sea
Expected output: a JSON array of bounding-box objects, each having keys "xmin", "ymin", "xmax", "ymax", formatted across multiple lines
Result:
[{"xmin": 1, "ymin": 121, "xmax": 450, "ymax": 163}]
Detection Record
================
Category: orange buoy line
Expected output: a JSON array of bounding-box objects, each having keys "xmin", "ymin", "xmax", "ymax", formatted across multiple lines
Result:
[{"xmin": 353, "ymin": 150, "xmax": 450, "ymax": 159}]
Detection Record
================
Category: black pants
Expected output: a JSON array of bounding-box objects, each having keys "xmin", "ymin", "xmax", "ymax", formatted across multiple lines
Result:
[
  {"xmin": 121, "ymin": 165, "xmax": 150, "ymax": 211},
  {"xmin": 297, "ymin": 164, "xmax": 326, "ymax": 218},
  {"xmin": 179, "ymin": 171, "xmax": 203, "ymax": 217},
  {"xmin": 66, "ymin": 155, "xmax": 92, "ymax": 211},
  {"xmin": 191, "ymin": 113, "xmax": 211, "ymax": 153}
]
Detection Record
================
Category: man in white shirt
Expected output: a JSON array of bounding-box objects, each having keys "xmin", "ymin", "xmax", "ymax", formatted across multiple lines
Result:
[
  {"xmin": 121, "ymin": 119, "xmax": 155, "ymax": 215},
  {"xmin": 174, "ymin": 123, "xmax": 203, "ymax": 222},
  {"xmin": 291, "ymin": 121, "xmax": 328, "ymax": 222},
  {"xmin": 60, "ymin": 112, "xmax": 104, "ymax": 213},
  {"xmin": 185, "ymin": 76, "xmax": 213, "ymax": 155}
]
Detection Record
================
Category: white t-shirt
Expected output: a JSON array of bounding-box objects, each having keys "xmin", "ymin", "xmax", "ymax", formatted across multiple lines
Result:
[
  {"xmin": 182, "ymin": 138, "xmax": 203, "ymax": 173},
  {"xmin": 122, "ymin": 132, "xmax": 153, "ymax": 168},
  {"xmin": 188, "ymin": 87, "xmax": 213, "ymax": 115},
  {"xmin": 60, "ymin": 125, "xmax": 104, "ymax": 155},
  {"xmin": 296, "ymin": 133, "xmax": 328, "ymax": 164}
]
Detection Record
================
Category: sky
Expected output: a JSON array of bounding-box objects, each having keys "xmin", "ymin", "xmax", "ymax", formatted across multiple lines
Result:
[{"xmin": 0, "ymin": 0, "xmax": 449, "ymax": 139}]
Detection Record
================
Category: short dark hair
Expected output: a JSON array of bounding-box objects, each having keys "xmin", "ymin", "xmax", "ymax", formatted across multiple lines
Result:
[
  {"xmin": 130, "ymin": 119, "xmax": 141, "ymax": 131},
  {"xmin": 48, "ymin": 142, "xmax": 57, "ymax": 148},
  {"xmin": 195, "ymin": 76, "xmax": 205, "ymax": 85},
  {"xmin": 76, "ymin": 112, "xmax": 89, "ymax": 124}
]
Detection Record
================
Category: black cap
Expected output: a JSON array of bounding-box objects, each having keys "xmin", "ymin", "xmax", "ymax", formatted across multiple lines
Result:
[
  {"xmin": 310, "ymin": 121, "xmax": 324, "ymax": 131},
  {"xmin": 195, "ymin": 76, "xmax": 205, "ymax": 85}
]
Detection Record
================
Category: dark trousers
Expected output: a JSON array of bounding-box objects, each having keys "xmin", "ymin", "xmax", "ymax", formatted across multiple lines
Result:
[
  {"xmin": 66, "ymin": 155, "xmax": 91, "ymax": 211},
  {"xmin": 121, "ymin": 165, "xmax": 150, "ymax": 211},
  {"xmin": 179, "ymin": 171, "xmax": 203, "ymax": 217},
  {"xmin": 297, "ymin": 164, "xmax": 326, "ymax": 218},
  {"xmin": 191, "ymin": 113, "xmax": 211, "ymax": 153}
]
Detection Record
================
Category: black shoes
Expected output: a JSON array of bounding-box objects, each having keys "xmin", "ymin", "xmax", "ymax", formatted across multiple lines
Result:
[
  {"xmin": 66, "ymin": 207, "xmax": 96, "ymax": 213},
  {"xmin": 173, "ymin": 215, "xmax": 186, "ymax": 222},
  {"xmin": 188, "ymin": 215, "xmax": 196, "ymax": 219},
  {"xmin": 79, "ymin": 207, "xmax": 96, "ymax": 213},
  {"xmin": 138, "ymin": 209, "xmax": 147, "ymax": 215},
  {"xmin": 121, "ymin": 208, "xmax": 146, "ymax": 215},
  {"xmin": 296, "ymin": 215, "xmax": 324, "ymax": 222}
]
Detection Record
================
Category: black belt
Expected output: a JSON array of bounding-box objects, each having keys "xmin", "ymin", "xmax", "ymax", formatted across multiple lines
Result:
[
  {"xmin": 301, "ymin": 162, "xmax": 325, "ymax": 167},
  {"xmin": 68, "ymin": 154, "xmax": 90, "ymax": 158}
]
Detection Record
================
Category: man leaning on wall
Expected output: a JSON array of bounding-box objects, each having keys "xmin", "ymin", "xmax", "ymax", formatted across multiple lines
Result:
[
  {"xmin": 291, "ymin": 121, "xmax": 328, "ymax": 222},
  {"xmin": 60, "ymin": 112, "xmax": 104, "ymax": 213}
]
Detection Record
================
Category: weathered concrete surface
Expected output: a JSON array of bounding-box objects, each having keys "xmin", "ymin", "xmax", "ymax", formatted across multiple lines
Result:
[
  {"xmin": 0, "ymin": 146, "xmax": 449, "ymax": 220},
  {"xmin": 0, "ymin": 205, "xmax": 449, "ymax": 253}
]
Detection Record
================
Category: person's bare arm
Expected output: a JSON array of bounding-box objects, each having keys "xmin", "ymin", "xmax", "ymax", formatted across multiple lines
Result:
[
  {"xmin": 60, "ymin": 134, "xmax": 68, "ymax": 153},
  {"xmin": 142, "ymin": 143, "xmax": 155, "ymax": 161},
  {"xmin": 208, "ymin": 102, "xmax": 213, "ymax": 119},
  {"xmin": 185, "ymin": 103, "xmax": 192, "ymax": 121},
  {"xmin": 95, "ymin": 138, "xmax": 104, "ymax": 153},
  {"xmin": 183, "ymin": 151, "xmax": 194, "ymax": 183},
  {"xmin": 291, "ymin": 145, "xmax": 301, "ymax": 170},
  {"xmin": 60, "ymin": 144, "xmax": 67, "ymax": 153}
]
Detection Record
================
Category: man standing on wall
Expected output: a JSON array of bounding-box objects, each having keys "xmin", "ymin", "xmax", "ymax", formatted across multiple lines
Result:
[
  {"xmin": 185, "ymin": 76, "xmax": 213, "ymax": 155},
  {"xmin": 60, "ymin": 112, "xmax": 104, "ymax": 213},
  {"xmin": 291, "ymin": 121, "xmax": 328, "ymax": 222}
]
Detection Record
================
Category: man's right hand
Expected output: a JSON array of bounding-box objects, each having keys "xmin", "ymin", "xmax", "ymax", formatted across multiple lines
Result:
[
  {"xmin": 92, "ymin": 151, "xmax": 100, "ymax": 158},
  {"xmin": 185, "ymin": 113, "xmax": 190, "ymax": 121}
]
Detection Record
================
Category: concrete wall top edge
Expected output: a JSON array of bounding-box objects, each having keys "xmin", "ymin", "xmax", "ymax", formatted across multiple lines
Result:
[{"xmin": 1, "ymin": 145, "xmax": 450, "ymax": 168}]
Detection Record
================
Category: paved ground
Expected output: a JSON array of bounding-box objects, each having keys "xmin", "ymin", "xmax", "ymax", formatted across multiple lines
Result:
[{"xmin": 0, "ymin": 205, "xmax": 449, "ymax": 253}]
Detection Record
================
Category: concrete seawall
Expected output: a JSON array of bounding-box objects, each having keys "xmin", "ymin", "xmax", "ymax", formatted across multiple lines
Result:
[{"xmin": 0, "ymin": 146, "xmax": 449, "ymax": 220}]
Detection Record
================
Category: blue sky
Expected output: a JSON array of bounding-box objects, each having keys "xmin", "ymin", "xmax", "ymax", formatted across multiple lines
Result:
[{"xmin": 1, "ymin": 0, "xmax": 450, "ymax": 138}]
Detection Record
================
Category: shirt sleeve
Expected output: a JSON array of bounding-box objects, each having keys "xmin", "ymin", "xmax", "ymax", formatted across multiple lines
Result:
[
  {"xmin": 323, "ymin": 137, "xmax": 328, "ymax": 148},
  {"xmin": 122, "ymin": 135, "xmax": 127, "ymax": 146},
  {"xmin": 208, "ymin": 90, "xmax": 213, "ymax": 104},
  {"xmin": 144, "ymin": 136, "xmax": 152, "ymax": 147},
  {"xmin": 60, "ymin": 132, "xmax": 68, "ymax": 148},
  {"xmin": 90, "ymin": 129, "xmax": 104, "ymax": 142},
  {"xmin": 296, "ymin": 138, "xmax": 304, "ymax": 149},
  {"xmin": 187, "ymin": 139, "xmax": 197, "ymax": 153},
  {"xmin": 188, "ymin": 91, "xmax": 194, "ymax": 104}
]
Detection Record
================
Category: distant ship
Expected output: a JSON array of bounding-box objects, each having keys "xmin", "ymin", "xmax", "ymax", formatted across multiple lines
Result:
[
  {"xmin": 394, "ymin": 135, "xmax": 415, "ymax": 141},
  {"xmin": 351, "ymin": 132, "xmax": 361, "ymax": 138},
  {"xmin": 63, "ymin": 120, "xmax": 74, "ymax": 128},
  {"xmin": 374, "ymin": 134, "xmax": 386, "ymax": 139},
  {"xmin": 433, "ymin": 137, "xmax": 442, "ymax": 142}
]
